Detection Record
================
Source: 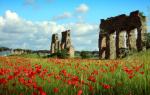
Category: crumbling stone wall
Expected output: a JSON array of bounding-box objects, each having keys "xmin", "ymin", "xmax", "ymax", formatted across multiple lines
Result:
[
  {"xmin": 50, "ymin": 34, "xmax": 61, "ymax": 53},
  {"xmin": 50, "ymin": 30, "xmax": 74, "ymax": 57},
  {"xmin": 61, "ymin": 30, "xmax": 71, "ymax": 49},
  {"xmin": 99, "ymin": 10, "xmax": 147, "ymax": 59},
  {"xmin": 61, "ymin": 30, "xmax": 74, "ymax": 57}
]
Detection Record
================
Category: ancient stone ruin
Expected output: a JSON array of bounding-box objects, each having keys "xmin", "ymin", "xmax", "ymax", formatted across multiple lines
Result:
[
  {"xmin": 50, "ymin": 34, "xmax": 61, "ymax": 54},
  {"xmin": 99, "ymin": 10, "xmax": 147, "ymax": 59},
  {"xmin": 50, "ymin": 30, "xmax": 74, "ymax": 57}
]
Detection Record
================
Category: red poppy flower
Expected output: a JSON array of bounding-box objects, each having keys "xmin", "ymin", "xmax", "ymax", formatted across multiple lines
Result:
[
  {"xmin": 103, "ymin": 84, "xmax": 111, "ymax": 89},
  {"xmin": 8, "ymin": 75, "xmax": 14, "ymax": 80},
  {"xmin": 87, "ymin": 75, "xmax": 96, "ymax": 82},
  {"xmin": 77, "ymin": 89, "xmax": 82, "ymax": 95},
  {"xmin": 53, "ymin": 87, "xmax": 59, "ymax": 93},
  {"xmin": 100, "ymin": 83, "xmax": 111, "ymax": 89}
]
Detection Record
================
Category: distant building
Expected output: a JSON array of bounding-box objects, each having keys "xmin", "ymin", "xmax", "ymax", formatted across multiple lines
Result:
[
  {"xmin": 33, "ymin": 50, "xmax": 50, "ymax": 56},
  {"xmin": 11, "ymin": 49, "xmax": 31, "ymax": 55}
]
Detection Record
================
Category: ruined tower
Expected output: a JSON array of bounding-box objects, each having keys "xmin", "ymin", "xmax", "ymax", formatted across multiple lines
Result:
[
  {"xmin": 50, "ymin": 30, "xmax": 74, "ymax": 57},
  {"xmin": 99, "ymin": 10, "xmax": 147, "ymax": 59},
  {"xmin": 50, "ymin": 34, "xmax": 61, "ymax": 53},
  {"xmin": 61, "ymin": 30, "xmax": 74, "ymax": 57}
]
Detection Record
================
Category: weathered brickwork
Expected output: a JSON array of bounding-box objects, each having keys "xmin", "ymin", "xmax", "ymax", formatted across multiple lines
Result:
[
  {"xmin": 50, "ymin": 30, "xmax": 74, "ymax": 57},
  {"xmin": 99, "ymin": 10, "xmax": 147, "ymax": 59}
]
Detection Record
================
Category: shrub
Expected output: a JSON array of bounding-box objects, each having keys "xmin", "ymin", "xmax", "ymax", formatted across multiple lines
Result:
[
  {"xmin": 80, "ymin": 51, "xmax": 91, "ymax": 59},
  {"xmin": 47, "ymin": 49, "xmax": 69, "ymax": 59},
  {"xmin": 57, "ymin": 49, "xmax": 69, "ymax": 59},
  {"xmin": 146, "ymin": 32, "xmax": 150, "ymax": 49}
]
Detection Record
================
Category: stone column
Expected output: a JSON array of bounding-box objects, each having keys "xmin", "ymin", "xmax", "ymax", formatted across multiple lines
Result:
[
  {"xmin": 99, "ymin": 34, "xmax": 107, "ymax": 59},
  {"xmin": 129, "ymin": 28, "xmax": 138, "ymax": 50},
  {"xmin": 51, "ymin": 43, "xmax": 55, "ymax": 53},
  {"xmin": 110, "ymin": 31, "xmax": 116, "ymax": 59},
  {"xmin": 50, "ymin": 34, "xmax": 60, "ymax": 54},
  {"xmin": 60, "ymin": 30, "xmax": 74, "ymax": 58},
  {"xmin": 98, "ymin": 32, "xmax": 102, "ymax": 59},
  {"xmin": 115, "ymin": 31, "xmax": 119, "ymax": 58},
  {"xmin": 119, "ymin": 31, "xmax": 127, "ymax": 48},
  {"xmin": 137, "ymin": 27, "xmax": 142, "ymax": 51},
  {"xmin": 105, "ymin": 33, "xmax": 110, "ymax": 59},
  {"xmin": 58, "ymin": 41, "xmax": 61, "ymax": 51},
  {"xmin": 126, "ymin": 31, "xmax": 131, "ymax": 50}
]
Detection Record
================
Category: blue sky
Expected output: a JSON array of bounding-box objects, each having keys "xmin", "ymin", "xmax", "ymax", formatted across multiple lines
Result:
[
  {"xmin": 1, "ymin": 0, "xmax": 150, "ymax": 22},
  {"xmin": 0, "ymin": 0, "xmax": 150, "ymax": 50}
]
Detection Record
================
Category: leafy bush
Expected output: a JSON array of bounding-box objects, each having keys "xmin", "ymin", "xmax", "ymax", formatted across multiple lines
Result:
[
  {"xmin": 119, "ymin": 48, "xmax": 129, "ymax": 58},
  {"xmin": 47, "ymin": 49, "xmax": 69, "ymax": 59},
  {"xmin": 80, "ymin": 51, "xmax": 91, "ymax": 59},
  {"xmin": 146, "ymin": 32, "xmax": 150, "ymax": 49},
  {"xmin": 57, "ymin": 49, "xmax": 69, "ymax": 59}
]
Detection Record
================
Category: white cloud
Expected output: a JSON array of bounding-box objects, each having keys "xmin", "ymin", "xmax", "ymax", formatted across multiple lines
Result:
[
  {"xmin": 52, "ymin": 4, "xmax": 89, "ymax": 21},
  {"xmin": 62, "ymin": 22, "xmax": 98, "ymax": 50},
  {"xmin": 76, "ymin": 4, "xmax": 89, "ymax": 13},
  {"xmin": 4, "ymin": 10, "xmax": 19, "ymax": 21},
  {"xmin": 0, "ymin": 10, "xmax": 66, "ymax": 50},
  {"xmin": 52, "ymin": 12, "xmax": 72, "ymax": 20},
  {"xmin": 0, "ymin": 10, "xmax": 98, "ymax": 51}
]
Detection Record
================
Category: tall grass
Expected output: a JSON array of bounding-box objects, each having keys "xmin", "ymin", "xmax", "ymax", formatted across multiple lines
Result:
[{"xmin": 0, "ymin": 50, "xmax": 150, "ymax": 95}]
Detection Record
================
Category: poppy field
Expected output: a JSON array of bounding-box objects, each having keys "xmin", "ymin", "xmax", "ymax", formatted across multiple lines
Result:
[{"xmin": 0, "ymin": 51, "xmax": 150, "ymax": 95}]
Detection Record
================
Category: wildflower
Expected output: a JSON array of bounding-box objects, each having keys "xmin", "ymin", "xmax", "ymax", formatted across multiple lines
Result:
[
  {"xmin": 8, "ymin": 75, "xmax": 14, "ymax": 80},
  {"xmin": 40, "ymin": 91, "xmax": 46, "ymax": 95},
  {"xmin": 123, "ymin": 66, "xmax": 133, "ymax": 75},
  {"xmin": 91, "ymin": 70, "xmax": 98, "ymax": 75},
  {"xmin": 87, "ymin": 75, "xmax": 96, "ymax": 82},
  {"xmin": 20, "ymin": 93, "xmax": 23, "ymax": 95},
  {"xmin": 47, "ymin": 73, "xmax": 54, "ymax": 77},
  {"xmin": 53, "ymin": 87, "xmax": 59, "ymax": 93},
  {"xmin": 60, "ymin": 69, "xmax": 67, "ymax": 76},
  {"xmin": 129, "ymin": 75, "xmax": 134, "ymax": 79},
  {"xmin": 33, "ymin": 82, "xmax": 37, "ymax": 89},
  {"xmin": 89, "ymin": 85, "xmax": 93, "ymax": 91},
  {"xmin": 0, "ymin": 78, "xmax": 7, "ymax": 84},
  {"xmin": 32, "ymin": 92, "xmax": 38, "ymax": 95},
  {"xmin": 140, "ymin": 71, "xmax": 144, "ymax": 75},
  {"xmin": 67, "ymin": 80, "xmax": 72, "ymax": 85},
  {"xmin": 71, "ymin": 76, "xmax": 79, "ymax": 81},
  {"xmin": 105, "ymin": 63, "xmax": 109, "ymax": 67},
  {"xmin": 55, "ymin": 75, "xmax": 61, "ymax": 80},
  {"xmin": 77, "ymin": 89, "xmax": 82, "ymax": 95},
  {"xmin": 100, "ymin": 83, "xmax": 111, "ymax": 89},
  {"xmin": 37, "ymin": 86, "xmax": 46, "ymax": 95},
  {"xmin": 18, "ymin": 77, "xmax": 25, "ymax": 84},
  {"xmin": 102, "ymin": 84, "xmax": 111, "ymax": 89}
]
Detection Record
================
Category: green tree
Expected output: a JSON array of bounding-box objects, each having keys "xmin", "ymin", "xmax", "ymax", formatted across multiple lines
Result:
[
  {"xmin": 146, "ymin": 32, "xmax": 150, "ymax": 49},
  {"xmin": 48, "ymin": 49, "xmax": 69, "ymax": 59},
  {"xmin": 57, "ymin": 49, "xmax": 69, "ymax": 59},
  {"xmin": 80, "ymin": 51, "xmax": 91, "ymax": 59}
]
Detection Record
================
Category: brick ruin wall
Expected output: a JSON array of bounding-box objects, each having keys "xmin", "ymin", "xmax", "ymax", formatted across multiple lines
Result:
[
  {"xmin": 50, "ymin": 30, "xmax": 74, "ymax": 57},
  {"xmin": 50, "ymin": 34, "xmax": 61, "ymax": 54},
  {"xmin": 99, "ymin": 10, "xmax": 147, "ymax": 59}
]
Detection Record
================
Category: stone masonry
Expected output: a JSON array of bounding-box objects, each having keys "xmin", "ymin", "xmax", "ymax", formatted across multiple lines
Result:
[
  {"xmin": 61, "ymin": 30, "xmax": 74, "ymax": 57},
  {"xmin": 99, "ymin": 10, "xmax": 147, "ymax": 59},
  {"xmin": 50, "ymin": 34, "xmax": 61, "ymax": 53},
  {"xmin": 50, "ymin": 30, "xmax": 74, "ymax": 57}
]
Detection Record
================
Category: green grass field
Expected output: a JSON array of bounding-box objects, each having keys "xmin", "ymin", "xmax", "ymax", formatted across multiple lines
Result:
[{"xmin": 0, "ymin": 50, "xmax": 150, "ymax": 95}]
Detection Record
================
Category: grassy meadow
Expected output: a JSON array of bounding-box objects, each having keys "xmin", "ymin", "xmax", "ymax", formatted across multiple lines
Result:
[{"xmin": 0, "ymin": 50, "xmax": 150, "ymax": 95}]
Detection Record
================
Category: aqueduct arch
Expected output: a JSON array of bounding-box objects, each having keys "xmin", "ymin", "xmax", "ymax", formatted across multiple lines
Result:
[{"xmin": 99, "ymin": 10, "xmax": 147, "ymax": 59}]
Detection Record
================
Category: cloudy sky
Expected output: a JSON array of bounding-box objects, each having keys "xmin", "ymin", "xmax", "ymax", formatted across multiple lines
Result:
[{"xmin": 0, "ymin": 0, "xmax": 150, "ymax": 51}]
